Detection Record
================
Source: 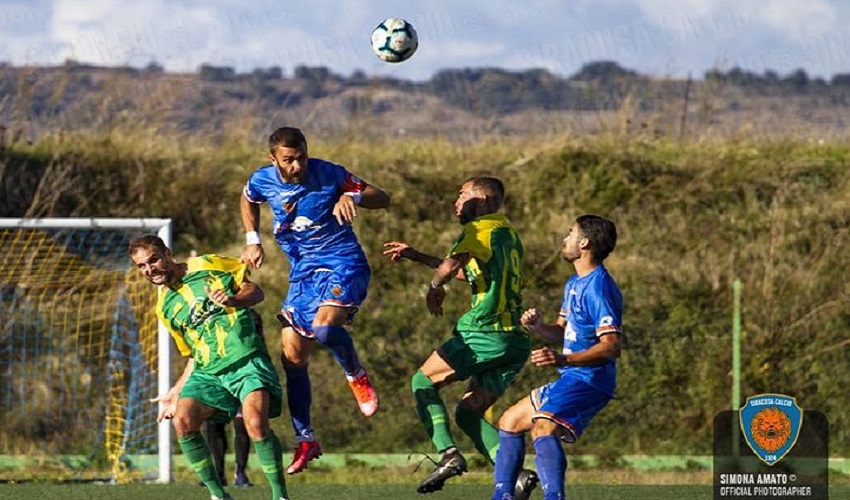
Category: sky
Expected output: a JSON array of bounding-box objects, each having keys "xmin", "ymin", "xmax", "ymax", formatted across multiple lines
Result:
[{"xmin": 1, "ymin": 0, "xmax": 850, "ymax": 81}]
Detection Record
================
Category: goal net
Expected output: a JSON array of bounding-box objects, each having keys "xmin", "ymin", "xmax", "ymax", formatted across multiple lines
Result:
[{"xmin": 0, "ymin": 218, "xmax": 172, "ymax": 483}]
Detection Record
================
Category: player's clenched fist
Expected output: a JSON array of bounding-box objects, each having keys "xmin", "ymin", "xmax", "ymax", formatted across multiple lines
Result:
[
  {"xmin": 520, "ymin": 308, "xmax": 542, "ymax": 331},
  {"xmin": 205, "ymin": 285, "xmax": 233, "ymax": 307},
  {"xmin": 530, "ymin": 346, "xmax": 566, "ymax": 368}
]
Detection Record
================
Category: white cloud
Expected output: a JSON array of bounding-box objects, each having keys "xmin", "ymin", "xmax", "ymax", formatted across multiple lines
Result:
[
  {"xmin": 51, "ymin": 0, "xmax": 184, "ymax": 65},
  {"xmin": 758, "ymin": 0, "xmax": 839, "ymax": 40},
  {"xmin": 629, "ymin": 0, "xmax": 841, "ymax": 43},
  {"xmin": 629, "ymin": 0, "xmax": 725, "ymax": 21}
]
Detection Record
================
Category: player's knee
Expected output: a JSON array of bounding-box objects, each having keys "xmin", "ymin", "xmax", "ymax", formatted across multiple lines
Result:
[
  {"xmin": 497, "ymin": 411, "xmax": 519, "ymax": 432},
  {"xmin": 281, "ymin": 328, "xmax": 312, "ymax": 366},
  {"xmin": 312, "ymin": 324, "xmax": 350, "ymax": 346},
  {"xmin": 241, "ymin": 414, "xmax": 269, "ymax": 440},
  {"xmin": 530, "ymin": 418, "xmax": 559, "ymax": 440},
  {"xmin": 411, "ymin": 370, "xmax": 435, "ymax": 394},
  {"xmin": 171, "ymin": 412, "xmax": 197, "ymax": 437},
  {"xmin": 281, "ymin": 351, "xmax": 309, "ymax": 368}
]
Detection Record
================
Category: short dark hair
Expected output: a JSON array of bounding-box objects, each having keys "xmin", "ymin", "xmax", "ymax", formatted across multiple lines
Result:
[
  {"xmin": 269, "ymin": 127, "xmax": 307, "ymax": 153},
  {"xmin": 128, "ymin": 234, "xmax": 169, "ymax": 256},
  {"xmin": 576, "ymin": 214, "xmax": 617, "ymax": 261},
  {"xmin": 466, "ymin": 176, "xmax": 505, "ymax": 210}
]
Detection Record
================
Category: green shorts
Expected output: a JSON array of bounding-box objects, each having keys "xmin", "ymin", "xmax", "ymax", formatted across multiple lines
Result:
[
  {"xmin": 437, "ymin": 329, "xmax": 531, "ymax": 395},
  {"xmin": 181, "ymin": 353, "xmax": 283, "ymax": 423}
]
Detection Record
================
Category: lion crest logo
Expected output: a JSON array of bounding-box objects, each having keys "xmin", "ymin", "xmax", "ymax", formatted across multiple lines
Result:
[
  {"xmin": 740, "ymin": 394, "xmax": 803, "ymax": 466},
  {"xmin": 751, "ymin": 407, "xmax": 792, "ymax": 453}
]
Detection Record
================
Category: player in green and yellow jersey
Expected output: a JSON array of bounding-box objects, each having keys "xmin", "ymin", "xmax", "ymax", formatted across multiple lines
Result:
[
  {"xmin": 129, "ymin": 235, "xmax": 288, "ymax": 500},
  {"xmin": 383, "ymin": 176, "xmax": 530, "ymax": 494}
]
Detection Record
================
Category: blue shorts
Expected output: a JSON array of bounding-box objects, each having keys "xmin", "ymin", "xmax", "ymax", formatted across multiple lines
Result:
[
  {"xmin": 530, "ymin": 375, "xmax": 611, "ymax": 443},
  {"xmin": 277, "ymin": 264, "xmax": 370, "ymax": 339}
]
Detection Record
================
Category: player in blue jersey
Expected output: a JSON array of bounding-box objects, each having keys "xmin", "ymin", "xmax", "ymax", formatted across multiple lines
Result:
[
  {"xmin": 490, "ymin": 215, "xmax": 623, "ymax": 500},
  {"xmin": 240, "ymin": 126, "xmax": 391, "ymax": 474}
]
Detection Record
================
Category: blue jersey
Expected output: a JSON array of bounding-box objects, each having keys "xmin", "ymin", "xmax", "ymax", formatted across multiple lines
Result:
[
  {"xmin": 244, "ymin": 158, "xmax": 368, "ymax": 280},
  {"xmin": 558, "ymin": 265, "xmax": 623, "ymax": 397}
]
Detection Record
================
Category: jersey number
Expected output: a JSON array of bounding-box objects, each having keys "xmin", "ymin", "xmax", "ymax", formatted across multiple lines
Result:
[{"xmin": 509, "ymin": 249, "xmax": 521, "ymax": 293}]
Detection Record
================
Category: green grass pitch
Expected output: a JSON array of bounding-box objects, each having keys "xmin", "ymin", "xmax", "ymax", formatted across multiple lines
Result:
[
  {"xmin": 0, "ymin": 483, "xmax": 846, "ymax": 499},
  {"xmin": 0, "ymin": 484, "xmax": 704, "ymax": 500}
]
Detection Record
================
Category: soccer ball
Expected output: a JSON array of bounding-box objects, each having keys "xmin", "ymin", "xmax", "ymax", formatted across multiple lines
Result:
[{"xmin": 370, "ymin": 18, "xmax": 418, "ymax": 63}]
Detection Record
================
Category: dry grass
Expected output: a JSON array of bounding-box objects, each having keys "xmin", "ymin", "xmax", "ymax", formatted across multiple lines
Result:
[{"xmin": 2, "ymin": 89, "xmax": 850, "ymax": 462}]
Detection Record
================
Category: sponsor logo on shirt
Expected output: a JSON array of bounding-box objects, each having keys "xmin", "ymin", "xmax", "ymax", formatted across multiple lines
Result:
[
  {"xmin": 291, "ymin": 216, "xmax": 315, "ymax": 232},
  {"xmin": 189, "ymin": 297, "xmax": 220, "ymax": 327}
]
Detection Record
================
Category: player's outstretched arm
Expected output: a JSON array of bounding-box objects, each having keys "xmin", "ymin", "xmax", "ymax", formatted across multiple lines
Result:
[
  {"xmin": 358, "ymin": 183, "xmax": 391, "ymax": 209},
  {"xmin": 383, "ymin": 241, "xmax": 443, "ymax": 269},
  {"xmin": 240, "ymin": 195, "xmax": 265, "ymax": 269}
]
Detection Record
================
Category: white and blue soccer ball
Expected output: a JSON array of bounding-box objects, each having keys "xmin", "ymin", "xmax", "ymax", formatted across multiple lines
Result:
[{"xmin": 370, "ymin": 18, "xmax": 418, "ymax": 63}]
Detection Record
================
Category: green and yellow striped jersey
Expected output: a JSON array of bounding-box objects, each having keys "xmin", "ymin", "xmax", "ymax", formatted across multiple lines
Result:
[
  {"xmin": 449, "ymin": 213, "xmax": 525, "ymax": 333},
  {"xmin": 155, "ymin": 254, "xmax": 267, "ymax": 374}
]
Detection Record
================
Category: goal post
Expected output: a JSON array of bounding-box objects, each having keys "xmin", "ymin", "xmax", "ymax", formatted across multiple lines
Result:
[{"xmin": 0, "ymin": 218, "xmax": 172, "ymax": 483}]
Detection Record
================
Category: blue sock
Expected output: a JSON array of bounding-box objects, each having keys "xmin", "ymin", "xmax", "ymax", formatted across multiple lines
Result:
[
  {"xmin": 284, "ymin": 364, "xmax": 313, "ymax": 441},
  {"xmin": 492, "ymin": 430, "xmax": 525, "ymax": 500},
  {"xmin": 313, "ymin": 325, "xmax": 362, "ymax": 376},
  {"xmin": 533, "ymin": 435, "xmax": 567, "ymax": 500}
]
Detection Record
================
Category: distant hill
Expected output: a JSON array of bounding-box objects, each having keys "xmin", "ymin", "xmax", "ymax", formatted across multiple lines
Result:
[{"xmin": 1, "ymin": 60, "xmax": 850, "ymax": 140}]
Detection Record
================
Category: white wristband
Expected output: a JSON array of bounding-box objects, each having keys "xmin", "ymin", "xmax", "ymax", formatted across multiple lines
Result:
[
  {"xmin": 245, "ymin": 231, "xmax": 262, "ymax": 245},
  {"xmin": 344, "ymin": 192, "xmax": 362, "ymax": 205}
]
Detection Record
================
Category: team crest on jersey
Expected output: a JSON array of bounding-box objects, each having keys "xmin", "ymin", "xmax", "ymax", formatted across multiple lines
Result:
[
  {"xmin": 330, "ymin": 284, "xmax": 343, "ymax": 297},
  {"xmin": 739, "ymin": 394, "xmax": 803, "ymax": 466},
  {"xmin": 189, "ymin": 297, "xmax": 220, "ymax": 327},
  {"xmin": 276, "ymin": 187, "xmax": 301, "ymax": 213}
]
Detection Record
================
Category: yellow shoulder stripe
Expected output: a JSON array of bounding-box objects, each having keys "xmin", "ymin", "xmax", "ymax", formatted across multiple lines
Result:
[{"xmin": 188, "ymin": 254, "xmax": 246, "ymax": 285}]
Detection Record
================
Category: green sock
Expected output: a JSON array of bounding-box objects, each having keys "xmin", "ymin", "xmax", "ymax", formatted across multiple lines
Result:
[
  {"xmin": 253, "ymin": 432, "xmax": 288, "ymax": 500},
  {"xmin": 455, "ymin": 405, "xmax": 500, "ymax": 463},
  {"xmin": 178, "ymin": 431, "xmax": 227, "ymax": 498},
  {"xmin": 411, "ymin": 370, "xmax": 455, "ymax": 452}
]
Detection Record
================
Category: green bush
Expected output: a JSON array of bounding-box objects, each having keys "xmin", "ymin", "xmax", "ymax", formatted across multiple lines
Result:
[{"xmin": 3, "ymin": 131, "xmax": 848, "ymax": 457}]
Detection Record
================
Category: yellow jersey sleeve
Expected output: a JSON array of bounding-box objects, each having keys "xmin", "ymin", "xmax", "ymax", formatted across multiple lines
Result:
[
  {"xmin": 450, "ymin": 222, "xmax": 493, "ymax": 263},
  {"xmin": 187, "ymin": 254, "xmax": 247, "ymax": 292},
  {"xmin": 155, "ymin": 287, "xmax": 192, "ymax": 357}
]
